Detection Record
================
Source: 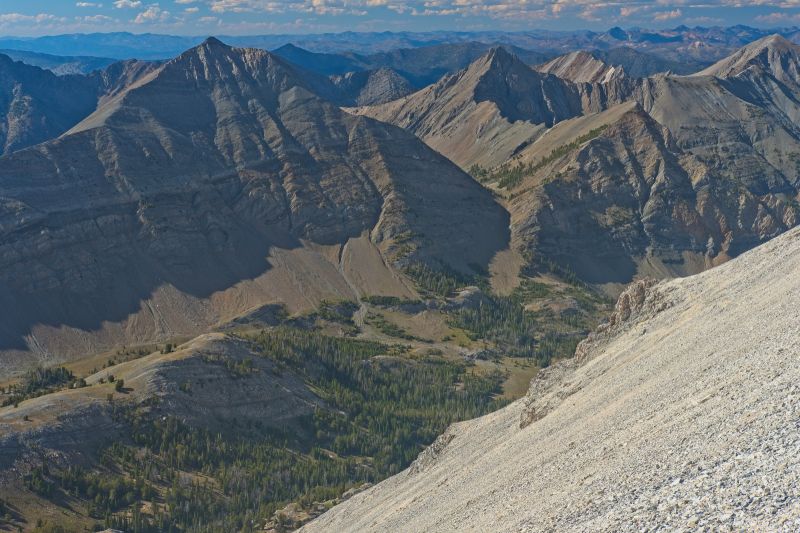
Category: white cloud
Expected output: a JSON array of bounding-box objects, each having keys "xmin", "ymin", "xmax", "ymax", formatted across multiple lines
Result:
[
  {"xmin": 0, "ymin": 12, "xmax": 62, "ymax": 24},
  {"xmin": 81, "ymin": 14, "xmax": 114, "ymax": 22},
  {"xmin": 654, "ymin": 8, "xmax": 682, "ymax": 21},
  {"xmin": 620, "ymin": 6, "xmax": 645, "ymax": 18},
  {"xmin": 15, "ymin": 0, "xmax": 800, "ymax": 35},
  {"xmin": 134, "ymin": 5, "xmax": 170, "ymax": 23},
  {"xmin": 756, "ymin": 11, "xmax": 800, "ymax": 23}
]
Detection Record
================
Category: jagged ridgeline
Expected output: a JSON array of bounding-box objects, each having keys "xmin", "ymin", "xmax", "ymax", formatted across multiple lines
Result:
[
  {"xmin": 359, "ymin": 36, "xmax": 800, "ymax": 286},
  {"xmin": 2, "ymin": 27, "xmax": 800, "ymax": 533}
]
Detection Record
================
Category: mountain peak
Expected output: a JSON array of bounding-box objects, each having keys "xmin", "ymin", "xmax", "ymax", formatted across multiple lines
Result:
[
  {"xmin": 755, "ymin": 33, "xmax": 793, "ymax": 49},
  {"xmin": 476, "ymin": 46, "xmax": 535, "ymax": 78},
  {"xmin": 608, "ymin": 26, "xmax": 628, "ymax": 40},
  {"xmin": 694, "ymin": 33, "xmax": 800, "ymax": 84},
  {"xmin": 68, "ymin": 40, "xmax": 305, "ymax": 135},
  {"xmin": 486, "ymin": 45, "xmax": 513, "ymax": 61},
  {"xmin": 274, "ymin": 43, "xmax": 304, "ymax": 53},
  {"xmin": 478, "ymin": 46, "xmax": 517, "ymax": 72},
  {"xmin": 201, "ymin": 36, "xmax": 227, "ymax": 48}
]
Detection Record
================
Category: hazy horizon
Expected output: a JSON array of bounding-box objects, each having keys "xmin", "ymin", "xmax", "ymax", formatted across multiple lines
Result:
[{"xmin": 2, "ymin": 1, "xmax": 800, "ymax": 37}]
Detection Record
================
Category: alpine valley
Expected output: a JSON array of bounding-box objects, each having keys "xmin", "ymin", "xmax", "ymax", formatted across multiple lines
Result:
[{"xmin": 0, "ymin": 26, "xmax": 798, "ymax": 533}]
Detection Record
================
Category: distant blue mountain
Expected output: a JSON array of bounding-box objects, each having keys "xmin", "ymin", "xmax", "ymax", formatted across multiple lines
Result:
[{"xmin": 1, "ymin": 26, "xmax": 798, "ymax": 61}]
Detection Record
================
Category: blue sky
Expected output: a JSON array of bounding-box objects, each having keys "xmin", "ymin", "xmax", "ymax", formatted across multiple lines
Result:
[{"xmin": 1, "ymin": 1, "xmax": 800, "ymax": 36}]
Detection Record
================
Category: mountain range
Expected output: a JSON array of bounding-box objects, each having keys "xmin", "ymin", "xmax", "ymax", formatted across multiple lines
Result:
[
  {"xmin": 1, "ymin": 28, "xmax": 800, "ymax": 532},
  {"xmin": 0, "ymin": 37, "xmax": 507, "ymax": 372},
  {"xmin": 2, "ymin": 25, "xmax": 800, "ymax": 60},
  {"xmin": 355, "ymin": 35, "xmax": 800, "ymax": 288}
]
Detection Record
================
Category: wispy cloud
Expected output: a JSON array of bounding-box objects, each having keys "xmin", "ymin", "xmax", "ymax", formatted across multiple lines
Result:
[
  {"xmin": 654, "ymin": 8, "xmax": 682, "ymax": 21},
  {"xmin": 113, "ymin": 0, "xmax": 142, "ymax": 8},
  {"xmin": 4, "ymin": 0, "xmax": 800, "ymax": 35}
]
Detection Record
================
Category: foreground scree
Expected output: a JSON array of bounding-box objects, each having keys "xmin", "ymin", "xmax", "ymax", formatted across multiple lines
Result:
[{"xmin": 304, "ymin": 227, "xmax": 800, "ymax": 532}]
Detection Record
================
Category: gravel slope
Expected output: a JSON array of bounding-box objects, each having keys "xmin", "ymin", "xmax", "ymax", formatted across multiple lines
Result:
[{"xmin": 303, "ymin": 226, "xmax": 800, "ymax": 532}]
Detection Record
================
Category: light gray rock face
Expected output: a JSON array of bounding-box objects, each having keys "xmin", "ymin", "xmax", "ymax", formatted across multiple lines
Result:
[{"xmin": 302, "ymin": 226, "xmax": 800, "ymax": 533}]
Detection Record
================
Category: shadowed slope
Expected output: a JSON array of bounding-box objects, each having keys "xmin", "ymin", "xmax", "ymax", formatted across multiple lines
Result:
[
  {"xmin": 0, "ymin": 38, "xmax": 508, "ymax": 374},
  {"xmin": 0, "ymin": 54, "xmax": 157, "ymax": 155},
  {"xmin": 351, "ymin": 48, "xmax": 586, "ymax": 169}
]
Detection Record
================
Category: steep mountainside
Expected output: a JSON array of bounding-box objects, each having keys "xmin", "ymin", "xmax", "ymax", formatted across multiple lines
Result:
[
  {"xmin": 0, "ymin": 55, "xmax": 158, "ymax": 155},
  {"xmin": 695, "ymin": 34, "xmax": 800, "ymax": 85},
  {"xmin": 537, "ymin": 51, "xmax": 622, "ymax": 83},
  {"xmin": 330, "ymin": 67, "xmax": 414, "ymax": 106},
  {"xmin": 0, "ymin": 49, "xmax": 116, "ymax": 75},
  {"xmin": 635, "ymin": 37, "xmax": 800, "ymax": 196},
  {"xmin": 500, "ymin": 102, "xmax": 797, "ymax": 286},
  {"xmin": 0, "ymin": 38, "xmax": 508, "ymax": 374},
  {"xmin": 353, "ymin": 47, "xmax": 640, "ymax": 169},
  {"xmin": 304, "ymin": 226, "xmax": 800, "ymax": 532},
  {"xmin": 0, "ymin": 54, "xmax": 99, "ymax": 155},
  {"xmin": 390, "ymin": 36, "xmax": 800, "ymax": 288},
  {"xmin": 90, "ymin": 58, "xmax": 161, "ymax": 104},
  {"xmin": 351, "ymin": 48, "xmax": 587, "ymax": 169}
]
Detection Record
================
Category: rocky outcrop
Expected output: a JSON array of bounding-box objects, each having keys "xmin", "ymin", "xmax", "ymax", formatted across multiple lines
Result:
[
  {"xmin": 519, "ymin": 279, "xmax": 672, "ymax": 429},
  {"xmin": 264, "ymin": 482, "xmax": 373, "ymax": 532},
  {"xmin": 407, "ymin": 429, "xmax": 457, "ymax": 475}
]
